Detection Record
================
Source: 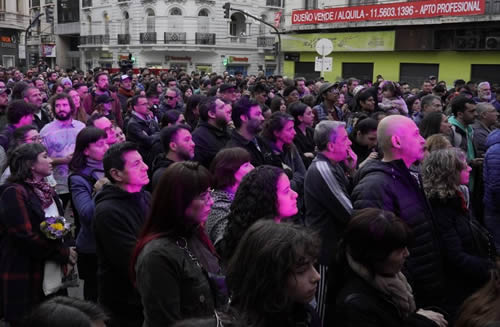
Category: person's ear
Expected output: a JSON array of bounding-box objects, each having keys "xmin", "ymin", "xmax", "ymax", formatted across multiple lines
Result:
[
  {"xmin": 169, "ymin": 141, "xmax": 178, "ymax": 153},
  {"xmin": 83, "ymin": 147, "xmax": 90, "ymax": 157},
  {"xmin": 391, "ymin": 135, "xmax": 402, "ymax": 149},
  {"xmin": 207, "ymin": 109, "xmax": 216, "ymax": 120},
  {"xmin": 109, "ymin": 168, "xmax": 124, "ymax": 183},
  {"xmin": 240, "ymin": 114, "xmax": 248, "ymax": 124}
]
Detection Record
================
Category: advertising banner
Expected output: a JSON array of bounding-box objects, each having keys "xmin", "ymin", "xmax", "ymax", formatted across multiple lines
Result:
[
  {"xmin": 292, "ymin": 0, "xmax": 485, "ymax": 24},
  {"xmin": 282, "ymin": 31, "xmax": 395, "ymax": 52}
]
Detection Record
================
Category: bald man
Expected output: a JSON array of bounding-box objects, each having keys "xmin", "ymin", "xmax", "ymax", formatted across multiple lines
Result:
[{"xmin": 351, "ymin": 115, "xmax": 446, "ymax": 310}]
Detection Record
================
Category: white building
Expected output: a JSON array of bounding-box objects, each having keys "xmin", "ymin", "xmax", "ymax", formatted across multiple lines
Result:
[
  {"xmin": 79, "ymin": 0, "xmax": 284, "ymax": 75},
  {"xmin": 0, "ymin": 0, "xmax": 29, "ymax": 68}
]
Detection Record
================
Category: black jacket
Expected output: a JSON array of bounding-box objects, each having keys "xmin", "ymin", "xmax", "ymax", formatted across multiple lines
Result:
[
  {"xmin": 94, "ymin": 184, "xmax": 151, "ymax": 327},
  {"xmin": 225, "ymin": 129, "xmax": 278, "ymax": 167},
  {"xmin": 351, "ymin": 160, "xmax": 445, "ymax": 309},
  {"xmin": 332, "ymin": 268, "xmax": 438, "ymax": 327},
  {"xmin": 304, "ymin": 153, "xmax": 352, "ymax": 265},
  {"xmin": 151, "ymin": 155, "xmax": 175, "ymax": 190},
  {"xmin": 429, "ymin": 195, "xmax": 494, "ymax": 316},
  {"xmin": 192, "ymin": 122, "xmax": 230, "ymax": 168},
  {"xmin": 126, "ymin": 114, "xmax": 160, "ymax": 166},
  {"xmin": 293, "ymin": 126, "xmax": 315, "ymax": 168},
  {"xmin": 33, "ymin": 108, "xmax": 51, "ymax": 131}
]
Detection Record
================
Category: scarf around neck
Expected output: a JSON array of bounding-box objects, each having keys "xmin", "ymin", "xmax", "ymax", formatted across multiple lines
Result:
[
  {"xmin": 25, "ymin": 178, "xmax": 55, "ymax": 209},
  {"xmin": 346, "ymin": 251, "xmax": 416, "ymax": 317}
]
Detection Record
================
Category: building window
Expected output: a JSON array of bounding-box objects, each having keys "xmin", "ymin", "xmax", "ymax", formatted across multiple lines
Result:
[
  {"xmin": 169, "ymin": 7, "xmax": 182, "ymax": 16},
  {"xmin": 197, "ymin": 9, "xmax": 209, "ymax": 32},
  {"xmin": 2, "ymin": 55, "xmax": 15, "ymax": 68},
  {"xmin": 104, "ymin": 12, "xmax": 110, "ymax": 37},
  {"xmin": 348, "ymin": 0, "xmax": 374, "ymax": 5},
  {"xmin": 198, "ymin": 9, "xmax": 209, "ymax": 16},
  {"xmin": 230, "ymin": 12, "xmax": 246, "ymax": 37},
  {"xmin": 58, "ymin": 0, "xmax": 79, "ymax": 23},
  {"xmin": 146, "ymin": 8, "xmax": 155, "ymax": 33},
  {"xmin": 304, "ymin": 0, "xmax": 317, "ymax": 9},
  {"xmin": 16, "ymin": 0, "xmax": 23, "ymax": 12},
  {"xmin": 123, "ymin": 11, "xmax": 130, "ymax": 34},
  {"xmin": 87, "ymin": 15, "xmax": 92, "ymax": 35},
  {"xmin": 266, "ymin": 0, "xmax": 282, "ymax": 7},
  {"xmin": 259, "ymin": 15, "xmax": 267, "ymax": 35}
]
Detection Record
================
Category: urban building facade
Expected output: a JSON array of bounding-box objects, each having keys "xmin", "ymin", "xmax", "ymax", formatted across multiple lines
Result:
[
  {"xmin": 27, "ymin": 0, "xmax": 56, "ymax": 69},
  {"xmin": 0, "ymin": 0, "xmax": 29, "ymax": 68},
  {"xmin": 79, "ymin": 0, "xmax": 283, "ymax": 75},
  {"xmin": 54, "ymin": 0, "xmax": 81, "ymax": 69},
  {"xmin": 282, "ymin": 0, "xmax": 500, "ymax": 87}
]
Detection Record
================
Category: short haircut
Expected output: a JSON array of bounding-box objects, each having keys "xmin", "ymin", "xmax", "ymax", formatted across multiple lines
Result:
[
  {"xmin": 160, "ymin": 125, "xmax": 191, "ymax": 153},
  {"xmin": 476, "ymin": 102, "xmax": 495, "ymax": 117},
  {"xmin": 7, "ymin": 100, "xmax": 36, "ymax": 124},
  {"xmin": 161, "ymin": 109, "xmax": 183, "ymax": 127},
  {"xmin": 478, "ymin": 81, "xmax": 490, "ymax": 90},
  {"xmin": 86, "ymin": 113, "xmax": 108, "ymax": 127},
  {"xmin": 231, "ymin": 96, "xmax": 259, "ymax": 129},
  {"xmin": 22, "ymin": 86, "xmax": 38, "ymax": 99},
  {"xmin": 198, "ymin": 96, "xmax": 218, "ymax": 122},
  {"xmin": 210, "ymin": 147, "xmax": 252, "ymax": 189},
  {"xmin": 103, "ymin": 141, "xmax": 139, "ymax": 183},
  {"xmin": 251, "ymin": 83, "xmax": 269, "ymax": 95},
  {"xmin": 94, "ymin": 72, "xmax": 108, "ymax": 83},
  {"xmin": 11, "ymin": 124, "xmax": 38, "ymax": 147},
  {"xmin": 131, "ymin": 95, "xmax": 147, "ymax": 108},
  {"xmin": 420, "ymin": 94, "xmax": 440, "ymax": 110},
  {"xmin": 347, "ymin": 77, "xmax": 359, "ymax": 86},
  {"xmin": 73, "ymin": 83, "xmax": 86, "ymax": 90},
  {"xmin": 352, "ymin": 117, "xmax": 378, "ymax": 136},
  {"xmin": 283, "ymin": 85, "xmax": 298, "ymax": 97},
  {"xmin": 451, "ymin": 95, "xmax": 476, "ymax": 116},
  {"xmin": 314, "ymin": 120, "xmax": 346, "ymax": 151}
]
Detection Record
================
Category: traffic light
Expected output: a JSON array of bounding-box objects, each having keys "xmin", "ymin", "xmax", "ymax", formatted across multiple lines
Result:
[
  {"xmin": 222, "ymin": 58, "xmax": 228, "ymax": 66},
  {"xmin": 273, "ymin": 42, "xmax": 279, "ymax": 56},
  {"xmin": 223, "ymin": 2, "xmax": 230, "ymax": 19},
  {"xmin": 46, "ymin": 6, "xmax": 54, "ymax": 23}
]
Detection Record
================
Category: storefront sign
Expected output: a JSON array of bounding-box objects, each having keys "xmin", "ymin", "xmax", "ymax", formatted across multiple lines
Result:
[
  {"xmin": 228, "ymin": 56, "xmax": 249, "ymax": 63},
  {"xmin": 282, "ymin": 31, "xmax": 395, "ymax": 52},
  {"xmin": 42, "ymin": 44, "xmax": 56, "ymax": 57},
  {"xmin": 166, "ymin": 56, "xmax": 191, "ymax": 61},
  {"xmin": 292, "ymin": 0, "xmax": 485, "ymax": 24},
  {"xmin": 0, "ymin": 36, "xmax": 12, "ymax": 43}
]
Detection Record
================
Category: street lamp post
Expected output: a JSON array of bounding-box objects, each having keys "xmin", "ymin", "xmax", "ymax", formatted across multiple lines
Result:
[
  {"xmin": 223, "ymin": 3, "xmax": 282, "ymax": 75},
  {"xmin": 24, "ymin": 13, "xmax": 44, "ymax": 70}
]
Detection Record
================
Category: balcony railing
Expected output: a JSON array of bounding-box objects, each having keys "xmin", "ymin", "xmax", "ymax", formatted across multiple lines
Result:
[
  {"xmin": 195, "ymin": 33, "xmax": 216, "ymax": 45},
  {"xmin": 117, "ymin": 34, "xmax": 130, "ymax": 44},
  {"xmin": 257, "ymin": 36, "xmax": 275, "ymax": 47},
  {"xmin": 164, "ymin": 32, "xmax": 186, "ymax": 44},
  {"xmin": 140, "ymin": 32, "xmax": 157, "ymax": 44},
  {"xmin": 0, "ymin": 12, "xmax": 30, "ymax": 28},
  {"xmin": 82, "ymin": 0, "xmax": 92, "ymax": 8},
  {"xmin": 80, "ymin": 35, "xmax": 110, "ymax": 45}
]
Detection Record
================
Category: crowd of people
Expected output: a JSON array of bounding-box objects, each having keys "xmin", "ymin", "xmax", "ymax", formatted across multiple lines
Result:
[{"xmin": 0, "ymin": 64, "xmax": 500, "ymax": 327}]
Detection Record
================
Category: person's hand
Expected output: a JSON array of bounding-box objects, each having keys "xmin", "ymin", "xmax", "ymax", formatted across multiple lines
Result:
[
  {"xmin": 471, "ymin": 157, "xmax": 484, "ymax": 167},
  {"xmin": 93, "ymin": 177, "xmax": 110, "ymax": 193},
  {"xmin": 68, "ymin": 247, "xmax": 78, "ymax": 265},
  {"xmin": 59, "ymin": 154, "xmax": 73, "ymax": 164},
  {"xmin": 358, "ymin": 152, "xmax": 378, "ymax": 169},
  {"xmin": 344, "ymin": 147, "xmax": 357, "ymax": 172},
  {"xmin": 416, "ymin": 309, "xmax": 447, "ymax": 327}
]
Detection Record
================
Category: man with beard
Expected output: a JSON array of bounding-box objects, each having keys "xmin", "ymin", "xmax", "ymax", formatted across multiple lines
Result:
[
  {"xmin": 23, "ymin": 86, "xmax": 51, "ymax": 130},
  {"xmin": 226, "ymin": 96, "xmax": 274, "ymax": 167},
  {"xmin": 117, "ymin": 75, "xmax": 134, "ymax": 113},
  {"xmin": 126, "ymin": 95, "xmax": 160, "ymax": 167},
  {"xmin": 82, "ymin": 72, "xmax": 123, "ymax": 128},
  {"xmin": 151, "ymin": 125, "xmax": 195, "ymax": 190},
  {"xmin": 40, "ymin": 93, "xmax": 85, "ymax": 207},
  {"xmin": 191, "ymin": 97, "xmax": 231, "ymax": 168},
  {"xmin": 0, "ymin": 87, "xmax": 11, "ymax": 130}
]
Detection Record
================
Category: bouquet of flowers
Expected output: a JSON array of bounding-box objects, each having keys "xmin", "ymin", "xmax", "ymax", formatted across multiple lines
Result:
[{"xmin": 40, "ymin": 216, "xmax": 72, "ymax": 240}]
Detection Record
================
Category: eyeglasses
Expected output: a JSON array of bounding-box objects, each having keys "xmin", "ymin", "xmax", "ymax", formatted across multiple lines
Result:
[{"xmin": 166, "ymin": 96, "xmax": 176, "ymax": 100}]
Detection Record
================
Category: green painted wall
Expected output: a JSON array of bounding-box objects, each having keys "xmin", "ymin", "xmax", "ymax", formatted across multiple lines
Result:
[{"xmin": 284, "ymin": 51, "xmax": 500, "ymax": 86}]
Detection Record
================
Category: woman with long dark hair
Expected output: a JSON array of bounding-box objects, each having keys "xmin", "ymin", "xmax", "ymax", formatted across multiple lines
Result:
[
  {"xmin": 327, "ymin": 208, "xmax": 447, "ymax": 327},
  {"xmin": 0, "ymin": 143, "xmax": 76, "ymax": 325},
  {"xmin": 132, "ymin": 161, "xmax": 226, "ymax": 327},
  {"xmin": 184, "ymin": 94, "xmax": 204, "ymax": 130},
  {"xmin": 419, "ymin": 112, "xmax": 452, "ymax": 139},
  {"xmin": 217, "ymin": 165, "xmax": 298, "ymax": 262},
  {"xmin": 205, "ymin": 147, "xmax": 254, "ymax": 246},
  {"xmin": 227, "ymin": 220, "xmax": 321, "ymax": 327},
  {"xmin": 68, "ymin": 127, "xmax": 109, "ymax": 301},
  {"xmin": 289, "ymin": 102, "xmax": 315, "ymax": 168}
]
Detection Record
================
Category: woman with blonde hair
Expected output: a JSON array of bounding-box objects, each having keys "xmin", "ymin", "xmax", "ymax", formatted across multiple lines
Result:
[{"xmin": 422, "ymin": 148, "xmax": 496, "ymax": 321}]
